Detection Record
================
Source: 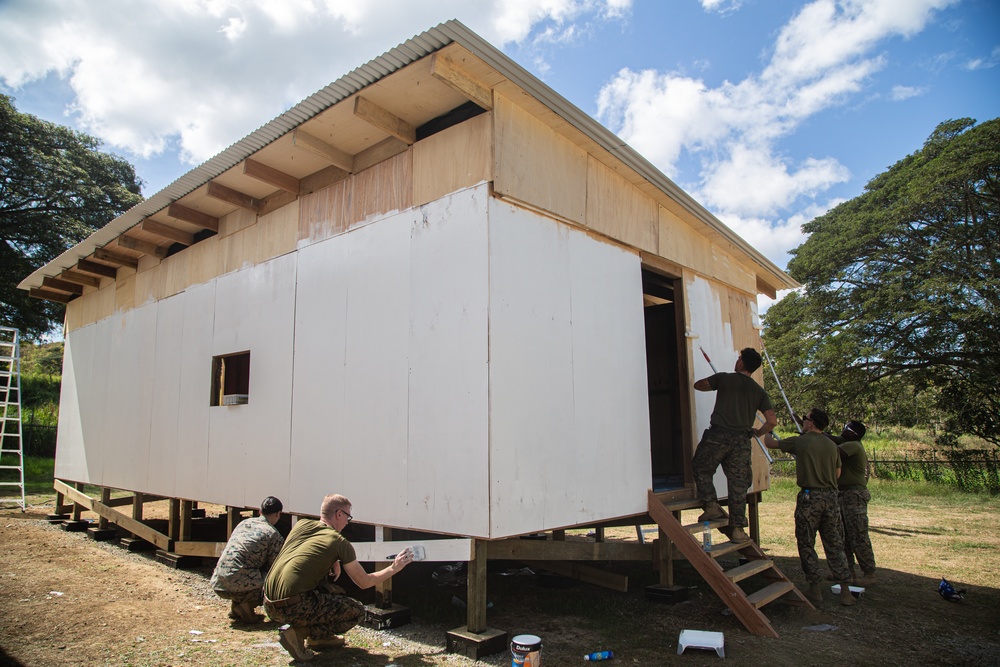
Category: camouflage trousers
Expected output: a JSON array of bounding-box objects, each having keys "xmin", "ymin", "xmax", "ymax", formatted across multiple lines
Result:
[
  {"xmin": 215, "ymin": 587, "xmax": 263, "ymax": 606},
  {"xmin": 794, "ymin": 489, "xmax": 851, "ymax": 584},
  {"xmin": 839, "ymin": 488, "xmax": 876, "ymax": 575},
  {"xmin": 264, "ymin": 588, "xmax": 365, "ymax": 640},
  {"xmin": 692, "ymin": 426, "xmax": 752, "ymax": 527}
]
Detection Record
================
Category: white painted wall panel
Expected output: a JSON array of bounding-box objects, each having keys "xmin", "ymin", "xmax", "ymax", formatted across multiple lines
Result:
[
  {"xmin": 174, "ymin": 283, "xmax": 216, "ymax": 501},
  {"xmin": 54, "ymin": 327, "xmax": 92, "ymax": 483},
  {"xmin": 101, "ymin": 307, "xmax": 157, "ymax": 491},
  {"xmin": 78, "ymin": 318, "xmax": 112, "ymax": 485},
  {"xmin": 406, "ymin": 188, "xmax": 490, "ymax": 537},
  {"xmin": 208, "ymin": 254, "xmax": 296, "ymax": 508},
  {"xmin": 147, "ymin": 294, "xmax": 185, "ymax": 497},
  {"xmin": 488, "ymin": 200, "xmax": 651, "ymax": 537}
]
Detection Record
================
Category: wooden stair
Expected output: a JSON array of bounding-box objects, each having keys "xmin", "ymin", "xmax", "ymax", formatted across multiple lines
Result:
[{"xmin": 648, "ymin": 489, "xmax": 813, "ymax": 638}]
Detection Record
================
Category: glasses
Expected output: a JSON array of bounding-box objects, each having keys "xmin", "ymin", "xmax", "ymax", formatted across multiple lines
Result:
[{"xmin": 338, "ymin": 509, "xmax": 353, "ymax": 523}]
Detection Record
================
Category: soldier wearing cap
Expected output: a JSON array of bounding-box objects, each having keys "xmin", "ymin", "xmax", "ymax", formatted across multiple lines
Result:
[{"xmin": 832, "ymin": 420, "xmax": 877, "ymax": 586}]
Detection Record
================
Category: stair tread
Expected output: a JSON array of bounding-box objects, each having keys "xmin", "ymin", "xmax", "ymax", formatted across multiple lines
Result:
[
  {"xmin": 724, "ymin": 558, "xmax": 775, "ymax": 582},
  {"xmin": 746, "ymin": 581, "xmax": 796, "ymax": 608}
]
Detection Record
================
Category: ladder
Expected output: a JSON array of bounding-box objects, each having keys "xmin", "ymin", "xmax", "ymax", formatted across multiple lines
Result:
[
  {"xmin": 648, "ymin": 490, "xmax": 812, "ymax": 638},
  {"xmin": 0, "ymin": 327, "xmax": 25, "ymax": 511}
]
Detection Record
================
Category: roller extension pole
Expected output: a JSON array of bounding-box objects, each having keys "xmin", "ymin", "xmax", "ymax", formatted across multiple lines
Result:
[
  {"xmin": 761, "ymin": 344, "xmax": 801, "ymax": 433},
  {"xmin": 698, "ymin": 346, "xmax": 774, "ymax": 464}
]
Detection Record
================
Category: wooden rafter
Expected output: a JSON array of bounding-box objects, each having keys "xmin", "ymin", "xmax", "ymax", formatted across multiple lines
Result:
[
  {"xmin": 291, "ymin": 130, "xmax": 355, "ymax": 173},
  {"xmin": 244, "ymin": 158, "xmax": 300, "ymax": 195},
  {"xmin": 29, "ymin": 288, "xmax": 72, "ymax": 303},
  {"xmin": 168, "ymin": 203, "xmax": 220, "ymax": 232},
  {"xmin": 206, "ymin": 181, "xmax": 262, "ymax": 213},
  {"xmin": 41, "ymin": 276, "xmax": 83, "ymax": 295},
  {"xmin": 142, "ymin": 220, "xmax": 194, "ymax": 246},
  {"xmin": 430, "ymin": 53, "xmax": 493, "ymax": 110},
  {"xmin": 59, "ymin": 270, "xmax": 101, "ymax": 288},
  {"xmin": 117, "ymin": 235, "xmax": 169, "ymax": 258},
  {"xmin": 76, "ymin": 259, "xmax": 118, "ymax": 278},
  {"xmin": 354, "ymin": 96, "xmax": 416, "ymax": 145},
  {"xmin": 93, "ymin": 248, "xmax": 139, "ymax": 269}
]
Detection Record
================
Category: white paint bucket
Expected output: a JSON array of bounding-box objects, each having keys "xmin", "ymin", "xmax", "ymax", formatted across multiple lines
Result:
[{"xmin": 511, "ymin": 634, "xmax": 541, "ymax": 667}]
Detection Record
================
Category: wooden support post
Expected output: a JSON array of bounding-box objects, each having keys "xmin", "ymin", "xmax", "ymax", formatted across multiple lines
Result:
[
  {"xmin": 227, "ymin": 507, "xmax": 242, "ymax": 538},
  {"xmin": 72, "ymin": 482, "xmax": 85, "ymax": 521},
  {"xmin": 180, "ymin": 500, "xmax": 193, "ymax": 542},
  {"xmin": 467, "ymin": 539, "xmax": 488, "ymax": 634},
  {"xmin": 375, "ymin": 527, "xmax": 393, "ymax": 609},
  {"xmin": 659, "ymin": 522, "xmax": 674, "ymax": 586},
  {"xmin": 168, "ymin": 498, "xmax": 181, "ymax": 541},
  {"xmin": 552, "ymin": 529, "xmax": 566, "ymax": 541},
  {"xmin": 55, "ymin": 490, "xmax": 68, "ymax": 514},
  {"xmin": 749, "ymin": 493, "xmax": 761, "ymax": 545},
  {"xmin": 98, "ymin": 488, "xmax": 112, "ymax": 529},
  {"xmin": 594, "ymin": 527, "xmax": 605, "ymax": 542}
]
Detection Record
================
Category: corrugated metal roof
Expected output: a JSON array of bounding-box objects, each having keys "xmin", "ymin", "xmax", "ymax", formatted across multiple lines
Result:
[{"xmin": 19, "ymin": 19, "xmax": 797, "ymax": 293}]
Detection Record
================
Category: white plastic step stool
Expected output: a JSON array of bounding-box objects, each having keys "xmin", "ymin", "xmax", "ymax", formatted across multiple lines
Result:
[
  {"xmin": 831, "ymin": 584, "xmax": 865, "ymax": 598},
  {"xmin": 677, "ymin": 629, "xmax": 725, "ymax": 657}
]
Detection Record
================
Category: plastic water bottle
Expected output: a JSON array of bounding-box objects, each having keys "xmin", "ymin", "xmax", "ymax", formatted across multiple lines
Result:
[
  {"xmin": 702, "ymin": 521, "xmax": 712, "ymax": 552},
  {"xmin": 584, "ymin": 650, "xmax": 613, "ymax": 661}
]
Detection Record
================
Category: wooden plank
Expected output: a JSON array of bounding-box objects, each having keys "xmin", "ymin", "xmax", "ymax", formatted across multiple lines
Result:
[
  {"xmin": 77, "ymin": 259, "xmax": 118, "ymax": 278},
  {"xmin": 41, "ymin": 276, "xmax": 84, "ymax": 295},
  {"xmin": 54, "ymin": 480, "xmax": 170, "ymax": 550},
  {"xmin": 353, "ymin": 137, "xmax": 408, "ymax": 173},
  {"xmin": 352, "ymin": 539, "xmax": 473, "ymax": 563},
  {"xmin": 117, "ymin": 235, "xmax": 169, "ymax": 258},
  {"xmin": 486, "ymin": 539, "xmax": 652, "ymax": 561},
  {"xmin": 746, "ymin": 581, "xmax": 796, "ymax": 609},
  {"xmin": 292, "ymin": 130, "xmax": 355, "ymax": 172},
  {"xmin": 413, "ymin": 112, "xmax": 491, "ymax": 207},
  {"xmin": 586, "ymin": 156, "xmax": 658, "ymax": 253},
  {"xmin": 300, "ymin": 164, "xmax": 350, "ymax": 195},
  {"xmin": 60, "ymin": 270, "xmax": 101, "ymax": 288},
  {"xmin": 724, "ymin": 558, "xmax": 775, "ymax": 583},
  {"xmin": 207, "ymin": 181, "xmax": 262, "ymax": 213},
  {"xmin": 142, "ymin": 220, "xmax": 194, "ymax": 246},
  {"xmin": 352, "ymin": 150, "xmax": 412, "ymax": 225},
  {"xmin": 354, "ymin": 95, "xmax": 416, "ymax": 145},
  {"xmin": 244, "ymin": 157, "xmax": 300, "ymax": 194},
  {"xmin": 257, "ymin": 189, "xmax": 299, "ymax": 218},
  {"xmin": 524, "ymin": 561, "xmax": 629, "ymax": 592},
  {"xmin": 28, "ymin": 287, "xmax": 71, "ymax": 303},
  {"xmin": 168, "ymin": 203, "xmax": 220, "ymax": 232},
  {"xmin": 430, "ymin": 53, "xmax": 493, "ymax": 110},
  {"xmin": 173, "ymin": 540, "xmax": 227, "ymax": 558},
  {"xmin": 93, "ymin": 248, "xmax": 140, "ymax": 269}
]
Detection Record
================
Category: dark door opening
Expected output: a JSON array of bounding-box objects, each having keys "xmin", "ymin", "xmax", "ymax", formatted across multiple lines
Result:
[{"xmin": 643, "ymin": 269, "xmax": 685, "ymax": 492}]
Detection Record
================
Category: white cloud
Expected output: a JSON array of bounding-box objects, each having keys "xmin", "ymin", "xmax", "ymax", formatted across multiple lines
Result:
[
  {"xmin": 964, "ymin": 45, "xmax": 1000, "ymax": 70},
  {"xmin": 0, "ymin": 0, "xmax": 631, "ymax": 165},
  {"xmin": 700, "ymin": 0, "xmax": 744, "ymax": 15},
  {"xmin": 890, "ymin": 84, "xmax": 927, "ymax": 100}
]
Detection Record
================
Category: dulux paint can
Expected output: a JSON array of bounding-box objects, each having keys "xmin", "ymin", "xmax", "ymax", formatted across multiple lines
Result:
[{"xmin": 510, "ymin": 634, "xmax": 542, "ymax": 667}]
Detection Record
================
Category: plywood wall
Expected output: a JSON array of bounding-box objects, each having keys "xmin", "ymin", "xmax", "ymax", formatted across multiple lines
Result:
[{"xmin": 413, "ymin": 111, "xmax": 492, "ymax": 206}]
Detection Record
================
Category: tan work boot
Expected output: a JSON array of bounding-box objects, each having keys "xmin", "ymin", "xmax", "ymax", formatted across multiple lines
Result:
[
  {"xmin": 230, "ymin": 601, "xmax": 261, "ymax": 624},
  {"xmin": 698, "ymin": 501, "xmax": 726, "ymax": 523},
  {"xmin": 727, "ymin": 526, "xmax": 752, "ymax": 544},
  {"xmin": 806, "ymin": 582, "xmax": 823, "ymax": 603},
  {"xmin": 278, "ymin": 625, "xmax": 315, "ymax": 661},
  {"xmin": 306, "ymin": 636, "xmax": 346, "ymax": 650},
  {"xmin": 840, "ymin": 584, "xmax": 857, "ymax": 606},
  {"xmin": 853, "ymin": 571, "xmax": 877, "ymax": 587}
]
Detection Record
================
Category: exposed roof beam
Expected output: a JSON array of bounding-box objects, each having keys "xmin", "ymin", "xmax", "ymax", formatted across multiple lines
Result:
[
  {"xmin": 29, "ymin": 288, "xmax": 72, "ymax": 303},
  {"xmin": 59, "ymin": 270, "xmax": 101, "ymax": 289},
  {"xmin": 206, "ymin": 181, "xmax": 262, "ymax": 213},
  {"xmin": 244, "ymin": 158, "xmax": 300, "ymax": 195},
  {"xmin": 76, "ymin": 259, "xmax": 118, "ymax": 279},
  {"xmin": 301, "ymin": 165, "xmax": 351, "ymax": 195},
  {"xmin": 42, "ymin": 276, "xmax": 84, "ymax": 295},
  {"xmin": 142, "ymin": 220, "xmax": 195, "ymax": 246},
  {"xmin": 291, "ymin": 130, "xmax": 355, "ymax": 173},
  {"xmin": 117, "ymin": 235, "xmax": 169, "ymax": 259},
  {"xmin": 354, "ymin": 96, "xmax": 416, "ymax": 145},
  {"xmin": 168, "ymin": 203, "xmax": 220, "ymax": 232},
  {"xmin": 430, "ymin": 53, "xmax": 492, "ymax": 110},
  {"xmin": 93, "ymin": 248, "xmax": 140, "ymax": 269},
  {"xmin": 354, "ymin": 137, "xmax": 409, "ymax": 173}
]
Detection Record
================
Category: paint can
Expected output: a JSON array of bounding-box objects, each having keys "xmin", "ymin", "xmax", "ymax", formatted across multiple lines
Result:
[{"xmin": 510, "ymin": 634, "xmax": 541, "ymax": 667}]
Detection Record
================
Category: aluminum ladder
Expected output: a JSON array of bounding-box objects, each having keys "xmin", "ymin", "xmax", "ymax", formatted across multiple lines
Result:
[{"xmin": 0, "ymin": 327, "xmax": 25, "ymax": 511}]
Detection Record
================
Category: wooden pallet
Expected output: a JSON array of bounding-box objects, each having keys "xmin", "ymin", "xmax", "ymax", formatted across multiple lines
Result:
[{"xmin": 648, "ymin": 489, "xmax": 812, "ymax": 638}]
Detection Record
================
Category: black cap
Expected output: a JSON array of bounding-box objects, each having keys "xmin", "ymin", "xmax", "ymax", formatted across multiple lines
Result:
[
  {"xmin": 843, "ymin": 421, "xmax": 867, "ymax": 440},
  {"xmin": 261, "ymin": 496, "xmax": 283, "ymax": 515}
]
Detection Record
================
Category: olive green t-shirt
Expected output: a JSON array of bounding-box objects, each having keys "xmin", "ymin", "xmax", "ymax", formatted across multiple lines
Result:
[
  {"xmin": 708, "ymin": 372, "xmax": 774, "ymax": 431},
  {"xmin": 837, "ymin": 439, "xmax": 868, "ymax": 488},
  {"xmin": 777, "ymin": 432, "xmax": 840, "ymax": 489},
  {"xmin": 263, "ymin": 518, "xmax": 356, "ymax": 600}
]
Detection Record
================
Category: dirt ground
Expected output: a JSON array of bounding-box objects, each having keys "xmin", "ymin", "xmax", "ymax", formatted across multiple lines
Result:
[{"xmin": 1, "ymin": 493, "xmax": 999, "ymax": 667}]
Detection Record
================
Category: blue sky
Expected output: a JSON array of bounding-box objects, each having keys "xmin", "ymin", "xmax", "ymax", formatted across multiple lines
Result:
[{"xmin": 2, "ymin": 0, "xmax": 998, "ymax": 295}]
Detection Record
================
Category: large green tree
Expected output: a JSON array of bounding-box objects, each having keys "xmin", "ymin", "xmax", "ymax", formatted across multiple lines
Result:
[
  {"xmin": 0, "ymin": 94, "xmax": 144, "ymax": 339},
  {"xmin": 763, "ymin": 118, "xmax": 999, "ymax": 445}
]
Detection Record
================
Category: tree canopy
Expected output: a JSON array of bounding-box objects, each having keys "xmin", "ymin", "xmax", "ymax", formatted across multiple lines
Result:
[
  {"xmin": 763, "ymin": 118, "xmax": 999, "ymax": 445},
  {"xmin": 0, "ymin": 94, "xmax": 144, "ymax": 339}
]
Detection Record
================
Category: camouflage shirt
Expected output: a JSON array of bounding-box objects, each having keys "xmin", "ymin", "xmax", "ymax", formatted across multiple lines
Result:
[{"xmin": 210, "ymin": 516, "xmax": 284, "ymax": 593}]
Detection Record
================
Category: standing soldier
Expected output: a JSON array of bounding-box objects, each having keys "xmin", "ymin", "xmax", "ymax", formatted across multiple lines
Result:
[
  {"xmin": 833, "ymin": 420, "xmax": 877, "ymax": 585},
  {"xmin": 763, "ymin": 409, "xmax": 856, "ymax": 606},
  {"xmin": 692, "ymin": 347, "xmax": 777, "ymax": 543},
  {"xmin": 211, "ymin": 496, "xmax": 285, "ymax": 623}
]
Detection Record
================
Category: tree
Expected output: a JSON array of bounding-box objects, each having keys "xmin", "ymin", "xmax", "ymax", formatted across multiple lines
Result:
[
  {"xmin": 763, "ymin": 118, "xmax": 1000, "ymax": 445},
  {"xmin": 0, "ymin": 94, "xmax": 144, "ymax": 339}
]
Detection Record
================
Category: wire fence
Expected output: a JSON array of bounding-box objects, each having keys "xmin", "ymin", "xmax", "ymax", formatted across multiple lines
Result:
[{"xmin": 773, "ymin": 448, "xmax": 1000, "ymax": 495}]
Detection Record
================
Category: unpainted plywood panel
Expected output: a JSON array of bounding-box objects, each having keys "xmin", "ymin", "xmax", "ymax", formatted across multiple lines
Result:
[
  {"xmin": 114, "ymin": 271, "xmax": 136, "ymax": 313},
  {"xmin": 159, "ymin": 251, "xmax": 190, "ymax": 299},
  {"xmin": 659, "ymin": 205, "xmax": 711, "ymax": 276},
  {"xmin": 493, "ymin": 93, "xmax": 587, "ymax": 225},
  {"xmin": 100, "ymin": 306, "xmax": 156, "ymax": 491},
  {"xmin": 134, "ymin": 264, "xmax": 162, "ymax": 308},
  {"xmin": 93, "ymin": 283, "xmax": 115, "ymax": 324},
  {"xmin": 406, "ymin": 185, "xmax": 491, "ymax": 537},
  {"xmin": 208, "ymin": 255, "xmax": 296, "ymax": 509},
  {"xmin": 412, "ymin": 112, "xmax": 492, "ymax": 207},
  {"xmin": 218, "ymin": 207, "xmax": 257, "ymax": 238},
  {"xmin": 351, "ymin": 150, "xmax": 413, "ymax": 228},
  {"xmin": 65, "ymin": 296, "xmax": 86, "ymax": 333},
  {"xmin": 220, "ymin": 223, "xmax": 259, "ymax": 276},
  {"xmin": 712, "ymin": 244, "xmax": 756, "ymax": 294},
  {"xmin": 297, "ymin": 178, "xmax": 352, "ymax": 246},
  {"xmin": 187, "ymin": 234, "xmax": 221, "ymax": 287},
  {"xmin": 256, "ymin": 199, "xmax": 299, "ymax": 263},
  {"xmin": 586, "ymin": 157, "xmax": 658, "ymax": 254},
  {"xmin": 173, "ymin": 282, "xmax": 216, "ymax": 501}
]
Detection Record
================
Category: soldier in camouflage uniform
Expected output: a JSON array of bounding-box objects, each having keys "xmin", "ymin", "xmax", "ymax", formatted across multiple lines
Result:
[
  {"xmin": 764, "ymin": 409, "xmax": 856, "ymax": 606},
  {"xmin": 832, "ymin": 420, "xmax": 877, "ymax": 585},
  {"xmin": 692, "ymin": 347, "xmax": 777, "ymax": 544},
  {"xmin": 211, "ymin": 496, "xmax": 284, "ymax": 623},
  {"xmin": 263, "ymin": 493, "xmax": 415, "ymax": 661}
]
